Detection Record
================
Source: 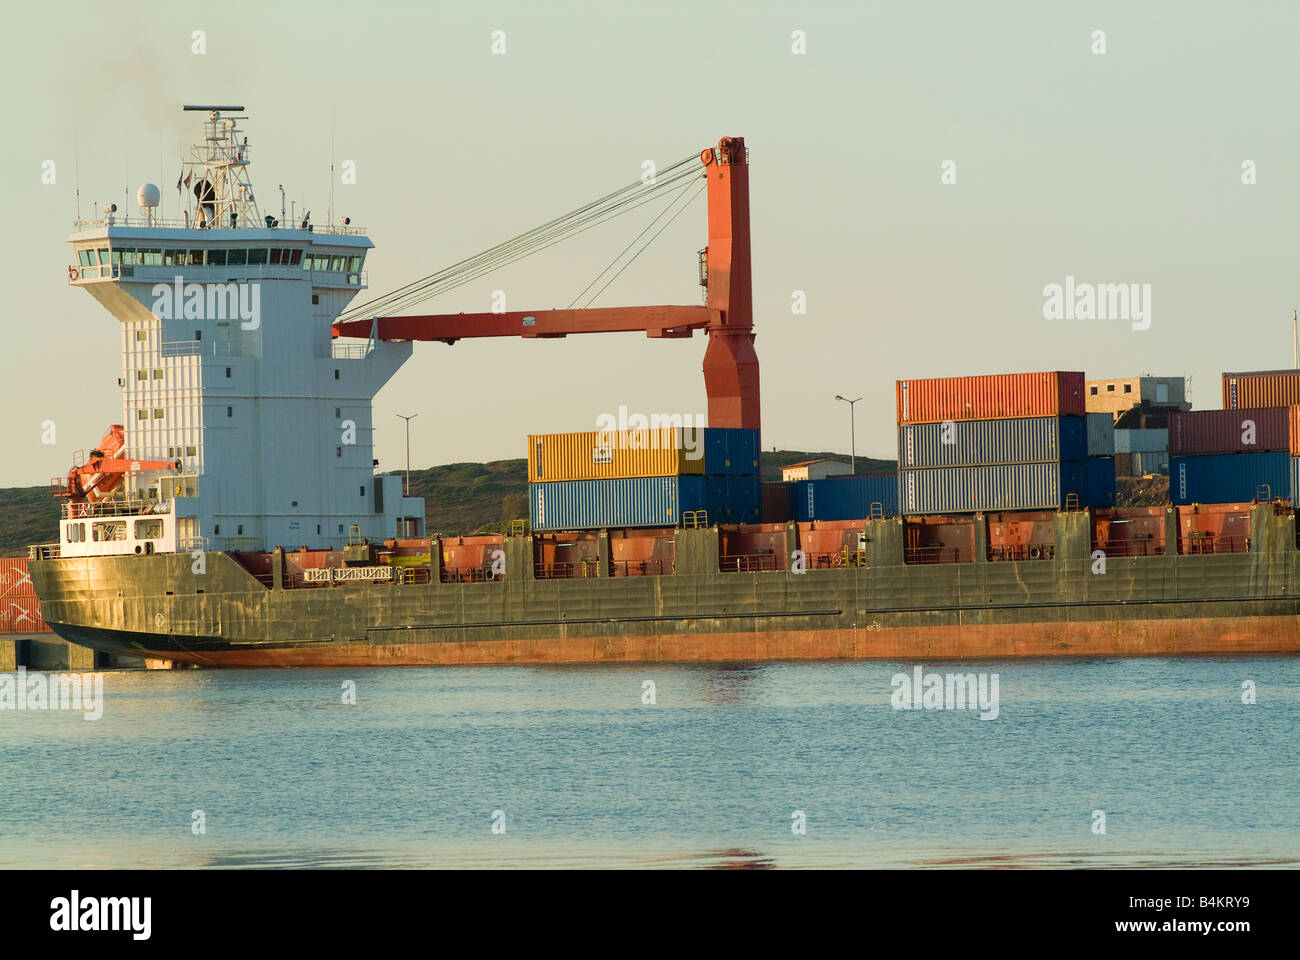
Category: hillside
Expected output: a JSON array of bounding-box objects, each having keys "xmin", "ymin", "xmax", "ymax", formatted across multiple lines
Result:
[{"xmin": 0, "ymin": 450, "xmax": 894, "ymax": 553}]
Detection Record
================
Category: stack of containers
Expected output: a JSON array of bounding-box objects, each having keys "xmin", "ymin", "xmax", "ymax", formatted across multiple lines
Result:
[
  {"xmin": 527, "ymin": 427, "xmax": 761, "ymax": 531},
  {"xmin": 1168, "ymin": 406, "xmax": 1299, "ymax": 504},
  {"xmin": 895, "ymin": 371, "xmax": 1100, "ymax": 514},
  {"xmin": 1086, "ymin": 413, "xmax": 1117, "ymax": 507}
]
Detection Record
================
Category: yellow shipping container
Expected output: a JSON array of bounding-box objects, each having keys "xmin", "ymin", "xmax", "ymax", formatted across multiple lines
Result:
[
  {"xmin": 527, "ymin": 429, "xmax": 706, "ymax": 482},
  {"xmin": 1223, "ymin": 370, "xmax": 1300, "ymax": 409}
]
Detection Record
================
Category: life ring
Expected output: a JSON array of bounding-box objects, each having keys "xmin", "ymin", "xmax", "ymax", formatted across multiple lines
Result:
[{"xmin": 67, "ymin": 264, "xmax": 80, "ymax": 281}]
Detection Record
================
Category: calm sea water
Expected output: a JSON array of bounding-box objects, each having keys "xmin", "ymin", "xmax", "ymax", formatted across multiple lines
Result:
[{"xmin": 2, "ymin": 658, "xmax": 1297, "ymax": 869}]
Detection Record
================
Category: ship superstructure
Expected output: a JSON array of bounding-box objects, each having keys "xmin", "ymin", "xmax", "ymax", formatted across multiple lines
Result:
[{"xmin": 58, "ymin": 106, "xmax": 424, "ymax": 558}]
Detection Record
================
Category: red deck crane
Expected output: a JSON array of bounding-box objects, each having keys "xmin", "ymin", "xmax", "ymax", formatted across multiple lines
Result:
[
  {"xmin": 52, "ymin": 424, "xmax": 180, "ymax": 505},
  {"xmin": 332, "ymin": 136, "xmax": 760, "ymax": 432}
]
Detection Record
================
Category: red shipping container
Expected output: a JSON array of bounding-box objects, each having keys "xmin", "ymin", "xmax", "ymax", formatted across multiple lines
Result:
[
  {"xmin": 0, "ymin": 596, "xmax": 50, "ymax": 634},
  {"xmin": 1169, "ymin": 407, "xmax": 1299, "ymax": 455},
  {"xmin": 1222, "ymin": 370, "xmax": 1300, "ymax": 410},
  {"xmin": 896, "ymin": 371, "xmax": 1086, "ymax": 425},
  {"xmin": 0, "ymin": 558, "xmax": 36, "ymax": 599}
]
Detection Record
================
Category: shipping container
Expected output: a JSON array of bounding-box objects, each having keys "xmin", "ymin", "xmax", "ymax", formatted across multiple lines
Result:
[
  {"xmin": 761, "ymin": 481, "xmax": 792, "ymax": 523},
  {"xmin": 705, "ymin": 475, "xmax": 762, "ymax": 524},
  {"xmin": 1222, "ymin": 370, "xmax": 1300, "ymax": 410},
  {"xmin": 1131, "ymin": 451, "xmax": 1170, "ymax": 476},
  {"xmin": 0, "ymin": 558, "xmax": 36, "ymax": 598},
  {"xmin": 1085, "ymin": 457, "xmax": 1117, "ymax": 509},
  {"xmin": 1113, "ymin": 428, "xmax": 1168, "ymax": 454},
  {"xmin": 1169, "ymin": 406, "xmax": 1298, "ymax": 455},
  {"xmin": 703, "ymin": 428, "xmax": 761, "ymax": 476},
  {"xmin": 899, "ymin": 461, "xmax": 1087, "ymax": 515},
  {"xmin": 790, "ymin": 475, "xmax": 900, "ymax": 522},
  {"xmin": 530, "ymin": 476, "xmax": 705, "ymax": 530},
  {"xmin": 1169, "ymin": 452, "xmax": 1291, "ymax": 505},
  {"xmin": 0, "ymin": 596, "xmax": 50, "ymax": 634},
  {"xmin": 527, "ymin": 429, "xmax": 706, "ymax": 482},
  {"xmin": 896, "ymin": 371, "xmax": 1086, "ymax": 425},
  {"xmin": 897, "ymin": 416, "xmax": 1086, "ymax": 469},
  {"xmin": 1086, "ymin": 413, "xmax": 1116, "ymax": 456}
]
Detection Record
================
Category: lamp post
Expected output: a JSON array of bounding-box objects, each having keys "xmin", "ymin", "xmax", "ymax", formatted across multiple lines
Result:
[
  {"xmin": 834, "ymin": 395, "xmax": 862, "ymax": 475},
  {"xmin": 396, "ymin": 414, "xmax": 418, "ymax": 496}
]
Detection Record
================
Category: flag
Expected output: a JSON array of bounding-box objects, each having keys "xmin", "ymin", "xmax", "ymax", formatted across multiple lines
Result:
[
  {"xmin": 183, "ymin": 171, "xmax": 192, "ymax": 189},
  {"xmin": 175, "ymin": 169, "xmax": 183, "ymax": 191}
]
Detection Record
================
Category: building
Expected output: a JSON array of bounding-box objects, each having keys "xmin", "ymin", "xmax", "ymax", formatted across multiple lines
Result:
[
  {"xmin": 1086, "ymin": 375, "xmax": 1189, "ymax": 428},
  {"xmin": 781, "ymin": 459, "xmax": 851, "ymax": 482}
]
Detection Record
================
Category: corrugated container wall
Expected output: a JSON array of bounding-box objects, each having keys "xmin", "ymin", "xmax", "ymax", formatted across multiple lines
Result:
[
  {"xmin": 528, "ymin": 429, "xmax": 704, "ymax": 482},
  {"xmin": 897, "ymin": 416, "xmax": 1086, "ymax": 469},
  {"xmin": 896, "ymin": 371, "xmax": 1086, "ymax": 425},
  {"xmin": 790, "ymin": 475, "xmax": 900, "ymax": 522},
  {"xmin": 702, "ymin": 428, "xmax": 761, "ymax": 476},
  {"xmin": 0, "ymin": 558, "xmax": 36, "ymax": 597},
  {"xmin": 1132, "ymin": 452, "xmax": 1170, "ymax": 476},
  {"xmin": 705, "ymin": 475, "xmax": 762, "ymax": 524},
  {"xmin": 761, "ymin": 482, "xmax": 792, "ymax": 523},
  {"xmin": 0, "ymin": 597, "xmax": 49, "ymax": 634},
  {"xmin": 1222, "ymin": 371, "xmax": 1300, "ymax": 410},
  {"xmin": 1169, "ymin": 407, "xmax": 1298, "ymax": 455},
  {"xmin": 1169, "ymin": 452, "xmax": 1292, "ymax": 505},
  {"xmin": 1113, "ymin": 428, "xmax": 1168, "ymax": 454},
  {"xmin": 1086, "ymin": 413, "xmax": 1116, "ymax": 456},
  {"xmin": 1086, "ymin": 457, "xmax": 1117, "ymax": 509},
  {"xmin": 899, "ymin": 461, "xmax": 1087, "ymax": 515},
  {"xmin": 530, "ymin": 476, "xmax": 706, "ymax": 531}
]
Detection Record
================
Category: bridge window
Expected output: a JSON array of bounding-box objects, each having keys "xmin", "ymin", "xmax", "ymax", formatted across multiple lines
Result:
[
  {"xmin": 289, "ymin": 249, "xmax": 303, "ymax": 266},
  {"xmin": 78, "ymin": 249, "xmax": 93, "ymax": 266},
  {"xmin": 141, "ymin": 249, "xmax": 163, "ymax": 265},
  {"xmin": 189, "ymin": 249, "xmax": 206, "ymax": 266},
  {"xmin": 247, "ymin": 248, "xmax": 268, "ymax": 265},
  {"xmin": 164, "ymin": 249, "xmax": 187, "ymax": 266},
  {"xmin": 227, "ymin": 249, "xmax": 247, "ymax": 266},
  {"xmin": 208, "ymin": 249, "xmax": 227, "ymax": 266},
  {"xmin": 134, "ymin": 519, "xmax": 164, "ymax": 540},
  {"xmin": 92, "ymin": 521, "xmax": 127, "ymax": 542},
  {"xmin": 270, "ymin": 248, "xmax": 282, "ymax": 265},
  {"xmin": 96, "ymin": 248, "xmax": 110, "ymax": 264}
]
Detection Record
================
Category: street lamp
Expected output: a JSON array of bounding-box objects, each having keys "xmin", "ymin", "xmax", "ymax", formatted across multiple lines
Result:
[
  {"xmin": 396, "ymin": 413, "xmax": 418, "ymax": 496},
  {"xmin": 834, "ymin": 395, "xmax": 862, "ymax": 475}
]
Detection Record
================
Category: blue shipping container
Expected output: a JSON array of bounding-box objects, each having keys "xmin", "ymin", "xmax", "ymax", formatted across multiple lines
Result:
[
  {"xmin": 790, "ymin": 475, "xmax": 900, "ymax": 522},
  {"xmin": 896, "ymin": 416, "xmax": 1086, "ymax": 469},
  {"xmin": 702, "ymin": 428, "xmax": 760, "ymax": 476},
  {"xmin": 1085, "ymin": 456, "xmax": 1116, "ymax": 509},
  {"xmin": 1170, "ymin": 452, "xmax": 1291, "ymax": 505},
  {"xmin": 899, "ymin": 461, "xmax": 1087, "ymax": 515},
  {"xmin": 706, "ymin": 475, "xmax": 762, "ymax": 523}
]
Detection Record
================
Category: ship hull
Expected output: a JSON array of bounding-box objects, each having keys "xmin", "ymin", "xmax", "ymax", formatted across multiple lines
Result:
[{"xmin": 28, "ymin": 513, "xmax": 1300, "ymax": 668}]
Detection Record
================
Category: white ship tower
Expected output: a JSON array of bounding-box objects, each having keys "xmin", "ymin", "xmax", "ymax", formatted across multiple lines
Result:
[{"xmin": 57, "ymin": 106, "xmax": 424, "ymax": 558}]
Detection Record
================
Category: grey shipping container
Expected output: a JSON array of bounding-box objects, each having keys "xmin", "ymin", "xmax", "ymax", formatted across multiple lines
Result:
[
  {"xmin": 896, "ymin": 416, "xmax": 1086, "ymax": 469},
  {"xmin": 1086, "ymin": 413, "xmax": 1116, "ymax": 456},
  {"xmin": 899, "ymin": 461, "xmax": 1087, "ymax": 515},
  {"xmin": 1114, "ymin": 428, "xmax": 1169, "ymax": 454},
  {"xmin": 530, "ymin": 476, "xmax": 706, "ymax": 530}
]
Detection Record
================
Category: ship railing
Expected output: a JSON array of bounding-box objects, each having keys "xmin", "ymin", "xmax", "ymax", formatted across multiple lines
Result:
[
  {"xmin": 1178, "ymin": 534, "xmax": 1249, "ymax": 556},
  {"xmin": 987, "ymin": 543, "xmax": 1056, "ymax": 562},
  {"xmin": 440, "ymin": 567, "xmax": 502, "ymax": 584},
  {"xmin": 28, "ymin": 543, "xmax": 61, "ymax": 560},
  {"xmin": 71, "ymin": 215, "xmax": 368, "ymax": 235},
  {"xmin": 322, "ymin": 342, "xmax": 372, "ymax": 360},
  {"xmin": 178, "ymin": 537, "xmax": 210, "ymax": 552},
  {"xmin": 903, "ymin": 545, "xmax": 972, "ymax": 565},
  {"xmin": 400, "ymin": 567, "xmax": 433, "ymax": 585},
  {"xmin": 535, "ymin": 560, "xmax": 598, "ymax": 579},
  {"xmin": 63, "ymin": 497, "xmax": 175, "ymax": 519},
  {"xmin": 610, "ymin": 559, "xmax": 672, "ymax": 577},
  {"xmin": 719, "ymin": 553, "xmax": 781, "ymax": 573},
  {"xmin": 1096, "ymin": 539, "xmax": 1165, "ymax": 558},
  {"xmin": 161, "ymin": 338, "xmax": 260, "ymax": 358}
]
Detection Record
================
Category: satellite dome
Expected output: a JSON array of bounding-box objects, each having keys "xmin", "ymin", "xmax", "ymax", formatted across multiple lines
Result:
[{"xmin": 137, "ymin": 183, "xmax": 161, "ymax": 208}]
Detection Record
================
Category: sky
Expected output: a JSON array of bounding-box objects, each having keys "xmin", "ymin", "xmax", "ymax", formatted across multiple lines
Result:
[{"xmin": 1, "ymin": 0, "xmax": 1296, "ymax": 488}]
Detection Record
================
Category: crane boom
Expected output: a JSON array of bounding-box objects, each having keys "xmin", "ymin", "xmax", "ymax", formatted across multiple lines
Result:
[{"xmin": 331, "ymin": 136, "xmax": 760, "ymax": 431}]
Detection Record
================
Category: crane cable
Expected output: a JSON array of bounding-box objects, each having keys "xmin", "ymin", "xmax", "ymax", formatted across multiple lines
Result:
[
  {"xmin": 578, "ymin": 180, "xmax": 707, "ymax": 309},
  {"xmin": 337, "ymin": 152, "xmax": 704, "ymax": 322}
]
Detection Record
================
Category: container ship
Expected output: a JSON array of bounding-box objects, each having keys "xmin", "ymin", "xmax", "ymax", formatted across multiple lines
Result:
[{"xmin": 25, "ymin": 108, "xmax": 1300, "ymax": 667}]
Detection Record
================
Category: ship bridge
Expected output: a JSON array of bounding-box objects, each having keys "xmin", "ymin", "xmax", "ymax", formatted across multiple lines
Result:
[{"xmin": 57, "ymin": 106, "xmax": 424, "ymax": 558}]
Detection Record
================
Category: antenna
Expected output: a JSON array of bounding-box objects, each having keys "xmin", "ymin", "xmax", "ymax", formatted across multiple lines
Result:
[
  {"xmin": 329, "ymin": 105, "xmax": 336, "ymax": 229},
  {"xmin": 74, "ymin": 129, "xmax": 81, "ymax": 221},
  {"xmin": 1293, "ymin": 309, "xmax": 1298, "ymax": 369}
]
